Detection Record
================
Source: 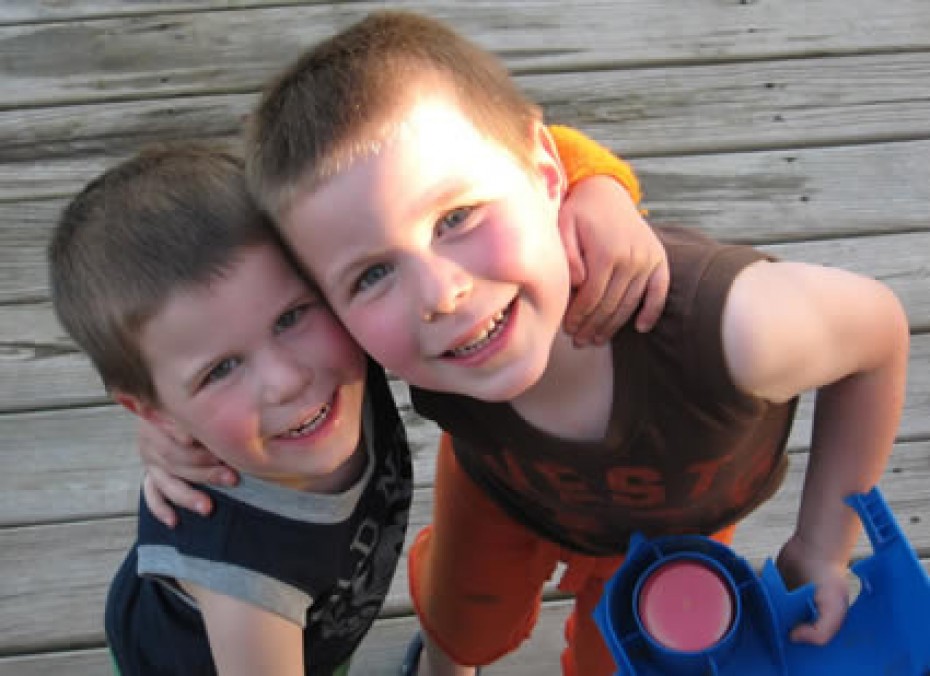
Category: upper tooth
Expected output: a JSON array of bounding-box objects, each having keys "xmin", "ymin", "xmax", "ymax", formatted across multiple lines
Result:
[
  {"xmin": 286, "ymin": 405, "xmax": 330, "ymax": 436},
  {"xmin": 451, "ymin": 311, "xmax": 508, "ymax": 355}
]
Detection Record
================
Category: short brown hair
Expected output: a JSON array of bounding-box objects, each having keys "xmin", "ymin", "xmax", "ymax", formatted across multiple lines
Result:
[
  {"xmin": 247, "ymin": 9, "xmax": 541, "ymax": 218},
  {"xmin": 48, "ymin": 144, "xmax": 280, "ymax": 401}
]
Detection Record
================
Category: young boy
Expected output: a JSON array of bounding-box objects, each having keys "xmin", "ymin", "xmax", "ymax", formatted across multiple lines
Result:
[
  {"xmin": 48, "ymin": 145, "xmax": 412, "ymax": 676},
  {"xmin": 53, "ymin": 135, "xmax": 663, "ymax": 673},
  {"xmin": 144, "ymin": 10, "xmax": 910, "ymax": 676}
]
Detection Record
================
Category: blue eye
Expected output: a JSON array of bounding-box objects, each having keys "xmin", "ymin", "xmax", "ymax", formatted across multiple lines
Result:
[
  {"xmin": 275, "ymin": 304, "xmax": 309, "ymax": 334},
  {"xmin": 436, "ymin": 206, "xmax": 473, "ymax": 237},
  {"xmin": 203, "ymin": 357, "xmax": 240, "ymax": 386},
  {"xmin": 355, "ymin": 262, "xmax": 394, "ymax": 294}
]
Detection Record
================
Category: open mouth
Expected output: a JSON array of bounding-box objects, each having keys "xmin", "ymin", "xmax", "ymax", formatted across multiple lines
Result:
[
  {"xmin": 279, "ymin": 400, "xmax": 333, "ymax": 439},
  {"xmin": 444, "ymin": 300, "xmax": 514, "ymax": 358}
]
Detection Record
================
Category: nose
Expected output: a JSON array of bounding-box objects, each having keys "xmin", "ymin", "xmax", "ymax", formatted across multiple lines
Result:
[
  {"xmin": 259, "ymin": 344, "xmax": 309, "ymax": 405},
  {"xmin": 417, "ymin": 255, "xmax": 473, "ymax": 323}
]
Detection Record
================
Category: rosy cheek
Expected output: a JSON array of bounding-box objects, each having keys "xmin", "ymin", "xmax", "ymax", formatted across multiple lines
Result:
[{"xmin": 197, "ymin": 397, "xmax": 260, "ymax": 454}]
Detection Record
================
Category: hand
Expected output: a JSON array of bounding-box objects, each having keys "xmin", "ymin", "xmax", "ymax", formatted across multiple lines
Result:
[
  {"xmin": 558, "ymin": 175, "xmax": 669, "ymax": 345},
  {"xmin": 776, "ymin": 534, "xmax": 851, "ymax": 645},
  {"xmin": 137, "ymin": 419, "xmax": 239, "ymax": 526}
]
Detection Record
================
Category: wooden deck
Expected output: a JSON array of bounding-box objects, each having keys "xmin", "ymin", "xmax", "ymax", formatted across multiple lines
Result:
[{"xmin": 1, "ymin": 1, "xmax": 929, "ymax": 673}]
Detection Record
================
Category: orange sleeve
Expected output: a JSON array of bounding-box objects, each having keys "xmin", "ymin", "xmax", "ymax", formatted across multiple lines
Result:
[{"xmin": 548, "ymin": 125, "xmax": 642, "ymax": 206}]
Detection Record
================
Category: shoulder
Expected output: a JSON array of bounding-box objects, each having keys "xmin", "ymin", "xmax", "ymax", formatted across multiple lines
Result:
[{"xmin": 722, "ymin": 260, "xmax": 907, "ymax": 401}]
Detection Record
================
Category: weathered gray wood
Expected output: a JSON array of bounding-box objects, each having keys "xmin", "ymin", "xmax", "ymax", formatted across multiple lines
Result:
[
  {"xmin": 0, "ymin": 648, "xmax": 112, "ymax": 676},
  {"xmin": 3, "ymin": 1, "xmax": 930, "ymax": 108},
  {"xmin": 3, "ymin": 51, "xmax": 930, "ymax": 199},
  {"xmin": 0, "ymin": 517, "xmax": 135, "ymax": 654},
  {"xmin": 0, "ymin": 1, "xmax": 305, "ymax": 24},
  {"xmin": 2, "ymin": 440, "xmax": 928, "ymax": 657},
  {"xmin": 537, "ymin": 51, "xmax": 930, "ymax": 155},
  {"xmin": 639, "ymin": 141, "xmax": 930, "ymax": 245},
  {"xmin": 0, "ymin": 404, "xmax": 140, "ymax": 527}
]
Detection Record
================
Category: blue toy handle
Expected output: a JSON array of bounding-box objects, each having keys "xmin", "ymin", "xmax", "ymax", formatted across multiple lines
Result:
[
  {"xmin": 595, "ymin": 486, "xmax": 930, "ymax": 675},
  {"xmin": 758, "ymin": 559, "xmax": 818, "ymax": 634}
]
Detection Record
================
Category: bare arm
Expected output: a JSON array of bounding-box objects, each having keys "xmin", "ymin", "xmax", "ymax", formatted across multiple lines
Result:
[
  {"xmin": 722, "ymin": 260, "xmax": 909, "ymax": 644},
  {"xmin": 185, "ymin": 581, "xmax": 305, "ymax": 676}
]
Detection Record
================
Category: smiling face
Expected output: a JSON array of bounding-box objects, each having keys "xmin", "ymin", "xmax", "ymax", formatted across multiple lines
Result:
[
  {"xmin": 281, "ymin": 95, "xmax": 569, "ymax": 402},
  {"xmin": 126, "ymin": 243, "xmax": 367, "ymax": 493}
]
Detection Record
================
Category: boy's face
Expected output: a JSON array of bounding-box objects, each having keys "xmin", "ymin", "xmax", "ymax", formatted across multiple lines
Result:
[
  {"xmin": 126, "ymin": 243, "xmax": 367, "ymax": 492},
  {"xmin": 282, "ymin": 95, "xmax": 569, "ymax": 402}
]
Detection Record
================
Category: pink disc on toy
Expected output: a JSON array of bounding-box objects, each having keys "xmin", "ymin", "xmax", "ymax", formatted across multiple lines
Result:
[{"xmin": 638, "ymin": 559, "xmax": 733, "ymax": 652}]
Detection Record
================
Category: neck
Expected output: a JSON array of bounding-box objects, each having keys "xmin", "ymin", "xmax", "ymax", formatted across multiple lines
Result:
[{"xmin": 510, "ymin": 330, "xmax": 614, "ymax": 442}]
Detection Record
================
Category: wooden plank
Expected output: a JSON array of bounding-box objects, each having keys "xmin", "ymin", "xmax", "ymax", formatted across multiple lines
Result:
[
  {"xmin": 0, "ymin": 404, "xmax": 140, "ymax": 527},
  {"xmin": 2, "ymin": 439, "xmax": 928, "ymax": 656},
  {"xmin": 0, "ymin": 648, "xmax": 112, "ymax": 676},
  {"xmin": 639, "ymin": 141, "xmax": 930, "ymax": 245},
  {"xmin": 534, "ymin": 51, "xmax": 930, "ymax": 155},
  {"xmin": 0, "ymin": 1, "xmax": 304, "ymax": 25},
  {"xmin": 2, "ymin": 1, "xmax": 929, "ymax": 107},
  {"xmin": 3, "ymin": 51, "xmax": 930, "ymax": 200},
  {"xmin": 0, "ymin": 517, "xmax": 135, "ymax": 654},
  {"xmin": 3, "ymin": 230, "xmax": 927, "ymax": 412}
]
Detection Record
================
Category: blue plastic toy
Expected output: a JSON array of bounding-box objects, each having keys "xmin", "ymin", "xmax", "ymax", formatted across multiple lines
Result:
[{"xmin": 594, "ymin": 487, "xmax": 930, "ymax": 675}]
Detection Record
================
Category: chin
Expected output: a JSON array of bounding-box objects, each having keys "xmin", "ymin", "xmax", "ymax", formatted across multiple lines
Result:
[{"xmin": 478, "ymin": 362, "xmax": 547, "ymax": 403}]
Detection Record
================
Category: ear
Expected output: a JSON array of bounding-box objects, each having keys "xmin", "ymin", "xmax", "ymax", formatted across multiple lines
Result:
[
  {"xmin": 530, "ymin": 121, "xmax": 568, "ymax": 205},
  {"xmin": 113, "ymin": 390, "xmax": 194, "ymax": 445}
]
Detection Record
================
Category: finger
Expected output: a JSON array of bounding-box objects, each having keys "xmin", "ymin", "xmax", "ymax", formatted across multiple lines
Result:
[
  {"xmin": 174, "ymin": 462, "xmax": 238, "ymax": 487},
  {"xmin": 566, "ymin": 279, "xmax": 609, "ymax": 342},
  {"xmin": 789, "ymin": 589, "xmax": 847, "ymax": 645},
  {"xmin": 789, "ymin": 614, "xmax": 842, "ymax": 646},
  {"xmin": 565, "ymin": 256, "xmax": 612, "ymax": 339},
  {"xmin": 557, "ymin": 211, "xmax": 587, "ymax": 288},
  {"xmin": 146, "ymin": 466, "xmax": 215, "ymax": 516},
  {"xmin": 591, "ymin": 272, "xmax": 645, "ymax": 342},
  {"xmin": 634, "ymin": 260, "xmax": 671, "ymax": 333},
  {"xmin": 143, "ymin": 472, "xmax": 178, "ymax": 528}
]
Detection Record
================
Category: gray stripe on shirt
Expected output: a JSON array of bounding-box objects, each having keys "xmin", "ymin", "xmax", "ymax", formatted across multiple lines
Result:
[
  {"xmin": 212, "ymin": 397, "xmax": 376, "ymax": 524},
  {"xmin": 138, "ymin": 543, "xmax": 312, "ymax": 627}
]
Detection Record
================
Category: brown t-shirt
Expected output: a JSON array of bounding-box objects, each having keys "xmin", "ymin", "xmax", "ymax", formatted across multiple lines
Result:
[{"xmin": 412, "ymin": 226, "xmax": 796, "ymax": 556}]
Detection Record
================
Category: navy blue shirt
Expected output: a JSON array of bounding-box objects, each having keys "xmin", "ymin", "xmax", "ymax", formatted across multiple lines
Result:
[{"xmin": 106, "ymin": 361, "xmax": 412, "ymax": 675}]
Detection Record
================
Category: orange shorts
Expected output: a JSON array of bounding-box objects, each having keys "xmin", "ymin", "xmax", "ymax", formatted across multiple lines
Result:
[{"xmin": 408, "ymin": 433, "xmax": 736, "ymax": 676}]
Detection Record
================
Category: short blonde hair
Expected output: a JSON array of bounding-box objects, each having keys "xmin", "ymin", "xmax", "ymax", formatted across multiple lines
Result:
[{"xmin": 247, "ymin": 10, "xmax": 541, "ymax": 218}]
